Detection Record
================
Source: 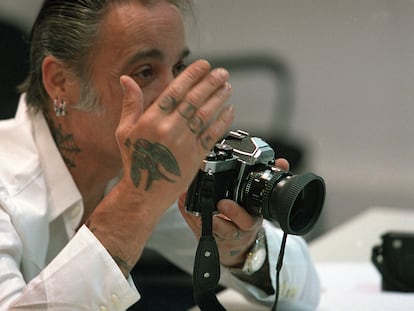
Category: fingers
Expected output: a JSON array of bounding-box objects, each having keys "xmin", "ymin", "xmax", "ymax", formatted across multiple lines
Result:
[
  {"xmin": 274, "ymin": 158, "xmax": 290, "ymax": 171},
  {"xmin": 178, "ymin": 68, "xmax": 229, "ymax": 121},
  {"xmin": 180, "ymin": 196, "xmax": 261, "ymax": 241},
  {"xmin": 119, "ymin": 75, "xmax": 144, "ymax": 126},
  {"xmin": 156, "ymin": 59, "xmax": 234, "ymax": 151},
  {"xmin": 187, "ymin": 81, "xmax": 232, "ymax": 130},
  {"xmin": 178, "ymin": 69, "xmax": 232, "ymax": 137},
  {"xmin": 212, "ymin": 202, "xmax": 261, "ymax": 266},
  {"xmin": 157, "ymin": 59, "xmax": 212, "ymax": 113},
  {"xmin": 214, "ymin": 199, "xmax": 262, "ymax": 238},
  {"xmin": 176, "ymin": 70, "xmax": 230, "ymax": 122},
  {"xmin": 198, "ymin": 104, "xmax": 234, "ymax": 150}
]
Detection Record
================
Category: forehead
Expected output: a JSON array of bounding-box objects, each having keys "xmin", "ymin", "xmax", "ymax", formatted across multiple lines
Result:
[
  {"xmin": 100, "ymin": 1, "xmax": 185, "ymax": 49},
  {"xmin": 89, "ymin": 0, "xmax": 187, "ymax": 76}
]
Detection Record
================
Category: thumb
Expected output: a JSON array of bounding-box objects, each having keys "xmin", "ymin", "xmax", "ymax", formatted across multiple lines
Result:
[{"xmin": 119, "ymin": 75, "xmax": 144, "ymax": 124}]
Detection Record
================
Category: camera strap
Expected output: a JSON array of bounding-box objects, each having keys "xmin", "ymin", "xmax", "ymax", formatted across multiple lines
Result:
[
  {"xmin": 272, "ymin": 231, "xmax": 288, "ymax": 311},
  {"xmin": 192, "ymin": 171, "xmax": 287, "ymax": 310},
  {"xmin": 193, "ymin": 172, "xmax": 226, "ymax": 310}
]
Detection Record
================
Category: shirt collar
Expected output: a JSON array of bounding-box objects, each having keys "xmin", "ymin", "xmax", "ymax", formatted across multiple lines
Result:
[{"xmin": 19, "ymin": 95, "xmax": 83, "ymax": 223}]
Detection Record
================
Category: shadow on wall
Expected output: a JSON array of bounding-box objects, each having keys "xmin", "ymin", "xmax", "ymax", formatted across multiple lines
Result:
[{"xmin": 0, "ymin": 20, "xmax": 29, "ymax": 119}]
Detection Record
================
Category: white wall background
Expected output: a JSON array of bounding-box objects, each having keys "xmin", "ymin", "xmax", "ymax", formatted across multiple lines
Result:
[
  {"xmin": 2, "ymin": 0, "xmax": 413, "ymax": 236},
  {"xmin": 187, "ymin": 0, "xmax": 414, "ymax": 236}
]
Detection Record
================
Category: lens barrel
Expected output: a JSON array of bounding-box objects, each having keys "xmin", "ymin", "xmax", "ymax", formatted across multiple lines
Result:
[
  {"xmin": 241, "ymin": 168, "xmax": 325, "ymax": 235},
  {"xmin": 270, "ymin": 172, "xmax": 325, "ymax": 235}
]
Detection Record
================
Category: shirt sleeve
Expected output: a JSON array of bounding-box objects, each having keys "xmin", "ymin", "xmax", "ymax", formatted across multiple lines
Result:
[
  {"xmin": 147, "ymin": 203, "xmax": 320, "ymax": 310},
  {"xmin": 0, "ymin": 222, "xmax": 140, "ymax": 311}
]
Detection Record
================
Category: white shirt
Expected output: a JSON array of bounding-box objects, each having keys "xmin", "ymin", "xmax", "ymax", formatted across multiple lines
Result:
[{"xmin": 0, "ymin": 95, "xmax": 320, "ymax": 310}]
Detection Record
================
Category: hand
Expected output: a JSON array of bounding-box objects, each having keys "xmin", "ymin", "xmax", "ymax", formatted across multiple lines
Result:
[
  {"xmin": 87, "ymin": 60, "xmax": 234, "ymax": 276},
  {"xmin": 178, "ymin": 158, "xmax": 290, "ymax": 267},
  {"xmin": 116, "ymin": 60, "xmax": 234, "ymax": 206}
]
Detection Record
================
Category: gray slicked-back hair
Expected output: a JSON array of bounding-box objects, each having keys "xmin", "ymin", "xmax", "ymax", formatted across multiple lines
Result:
[{"xmin": 19, "ymin": 0, "xmax": 192, "ymax": 112}]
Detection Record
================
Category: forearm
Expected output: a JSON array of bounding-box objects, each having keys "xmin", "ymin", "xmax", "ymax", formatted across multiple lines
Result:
[{"xmin": 85, "ymin": 178, "xmax": 169, "ymax": 277}]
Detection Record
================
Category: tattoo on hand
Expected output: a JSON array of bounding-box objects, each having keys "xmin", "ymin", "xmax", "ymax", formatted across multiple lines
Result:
[{"xmin": 125, "ymin": 138, "xmax": 181, "ymax": 190}]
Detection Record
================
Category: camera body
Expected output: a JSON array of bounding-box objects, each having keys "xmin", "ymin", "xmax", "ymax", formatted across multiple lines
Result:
[
  {"xmin": 185, "ymin": 130, "xmax": 325, "ymax": 235},
  {"xmin": 372, "ymin": 231, "xmax": 414, "ymax": 292},
  {"xmin": 186, "ymin": 130, "xmax": 281, "ymax": 216}
]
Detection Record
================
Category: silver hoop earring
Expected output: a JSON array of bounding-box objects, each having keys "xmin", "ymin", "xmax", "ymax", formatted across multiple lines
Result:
[{"xmin": 54, "ymin": 98, "xmax": 67, "ymax": 117}]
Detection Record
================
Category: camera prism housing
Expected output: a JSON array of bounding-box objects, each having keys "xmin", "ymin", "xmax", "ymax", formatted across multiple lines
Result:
[{"xmin": 185, "ymin": 130, "xmax": 326, "ymax": 235}]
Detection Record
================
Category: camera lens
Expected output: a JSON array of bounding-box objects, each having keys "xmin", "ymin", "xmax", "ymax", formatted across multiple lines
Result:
[
  {"xmin": 240, "ymin": 168, "xmax": 325, "ymax": 235},
  {"xmin": 271, "ymin": 173, "xmax": 325, "ymax": 235}
]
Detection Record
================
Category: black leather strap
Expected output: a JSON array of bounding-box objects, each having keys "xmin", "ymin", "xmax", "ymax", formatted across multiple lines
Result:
[{"xmin": 193, "ymin": 172, "xmax": 226, "ymax": 311}]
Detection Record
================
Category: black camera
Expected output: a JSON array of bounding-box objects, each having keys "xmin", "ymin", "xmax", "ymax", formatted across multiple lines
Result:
[
  {"xmin": 185, "ymin": 130, "xmax": 326, "ymax": 235},
  {"xmin": 372, "ymin": 231, "xmax": 414, "ymax": 292}
]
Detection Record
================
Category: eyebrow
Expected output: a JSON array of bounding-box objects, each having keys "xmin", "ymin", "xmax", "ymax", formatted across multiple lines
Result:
[{"xmin": 124, "ymin": 47, "xmax": 191, "ymax": 69}]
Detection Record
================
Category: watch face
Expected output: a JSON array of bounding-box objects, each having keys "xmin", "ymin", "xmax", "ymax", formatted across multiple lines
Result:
[{"xmin": 249, "ymin": 248, "xmax": 267, "ymax": 272}]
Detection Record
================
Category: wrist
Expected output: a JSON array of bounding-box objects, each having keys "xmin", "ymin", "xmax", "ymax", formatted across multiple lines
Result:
[
  {"xmin": 227, "ymin": 228, "xmax": 274, "ymax": 294},
  {"xmin": 229, "ymin": 227, "xmax": 267, "ymax": 276}
]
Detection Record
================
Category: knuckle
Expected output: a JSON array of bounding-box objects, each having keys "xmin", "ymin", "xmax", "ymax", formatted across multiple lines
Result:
[
  {"xmin": 185, "ymin": 92, "xmax": 201, "ymax": 106},
  {"xmin": 199, "ymin": 133, "xmax": 214, "ymax": 151},
  {"xmin": 167, "ymin": 84, "xmax": 183, "ymax": 101},
  {"xmin": 206, "ymin": 74, "xmax": 222, "ymax": 88},
  {"xmin": 205, "ymin": 126, "xmax": 220, "ymax": 141},
  {"xmin": 194, "ymin": 108, "xmax": 209, "ymax": 125}
]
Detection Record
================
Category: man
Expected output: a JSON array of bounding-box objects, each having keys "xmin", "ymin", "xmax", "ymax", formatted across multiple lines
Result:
[{"xmin": 0, "ymin": 0, "xmax": 320, "ymax": 310}]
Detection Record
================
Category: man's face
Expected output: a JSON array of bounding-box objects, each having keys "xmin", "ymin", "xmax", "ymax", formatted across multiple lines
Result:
[{"xmin": 67, "ymin": 1, "xmax": 188, "ymax": 167}]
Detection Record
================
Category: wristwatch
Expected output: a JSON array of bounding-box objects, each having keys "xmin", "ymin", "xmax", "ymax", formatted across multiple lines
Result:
[
  {"xmin": 241, "ymin": 227, "xmax": 267, "ymax": 275},
  {"xmin": 228, "ymin": 228, "xmax": 267, "ymax": 276}
]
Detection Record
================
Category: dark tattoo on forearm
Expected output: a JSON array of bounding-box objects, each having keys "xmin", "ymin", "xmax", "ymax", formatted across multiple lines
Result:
[
  {"xmin": 49, "ymin": 122, "xmax": 81, "ymax": 168},
  {"xmin": 125, "ymin": 138, "xmax": 181, "ymax": 190}
]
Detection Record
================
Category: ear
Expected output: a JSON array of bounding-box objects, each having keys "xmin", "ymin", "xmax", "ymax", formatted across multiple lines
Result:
[{"xmin": 42, "ymin": 55, "xmax": 71, "ymax": 102}]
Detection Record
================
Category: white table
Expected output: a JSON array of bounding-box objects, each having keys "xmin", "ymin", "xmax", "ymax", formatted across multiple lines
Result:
[
  {"xmin": 315, "ymin": 261, "xmax": 414, "ymax": 311},
  {"xmin": 309, "ymin": 206, "xmax": 414, "ymax": 262},
  {"xmin": 310, "ymin": 206, "xmax": 414, "ymax": 311}
]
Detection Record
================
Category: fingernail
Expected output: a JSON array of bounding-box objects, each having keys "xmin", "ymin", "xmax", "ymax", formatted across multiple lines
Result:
[
  {"xmin": 220, "ymin": 82, "xmax": 232, "ymax": 96},
  {"xmin": 213, "ymin": 68, "xmax": 229, "ymax": 80},
  {"xmin": 223, "ymin": 104, "xmax": 235, "ymax": 119}
]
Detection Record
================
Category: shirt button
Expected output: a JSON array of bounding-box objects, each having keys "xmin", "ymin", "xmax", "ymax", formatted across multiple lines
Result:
[{"xmin": 112, "ymin": 294, "xmax": 120, "ymax": 306}]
